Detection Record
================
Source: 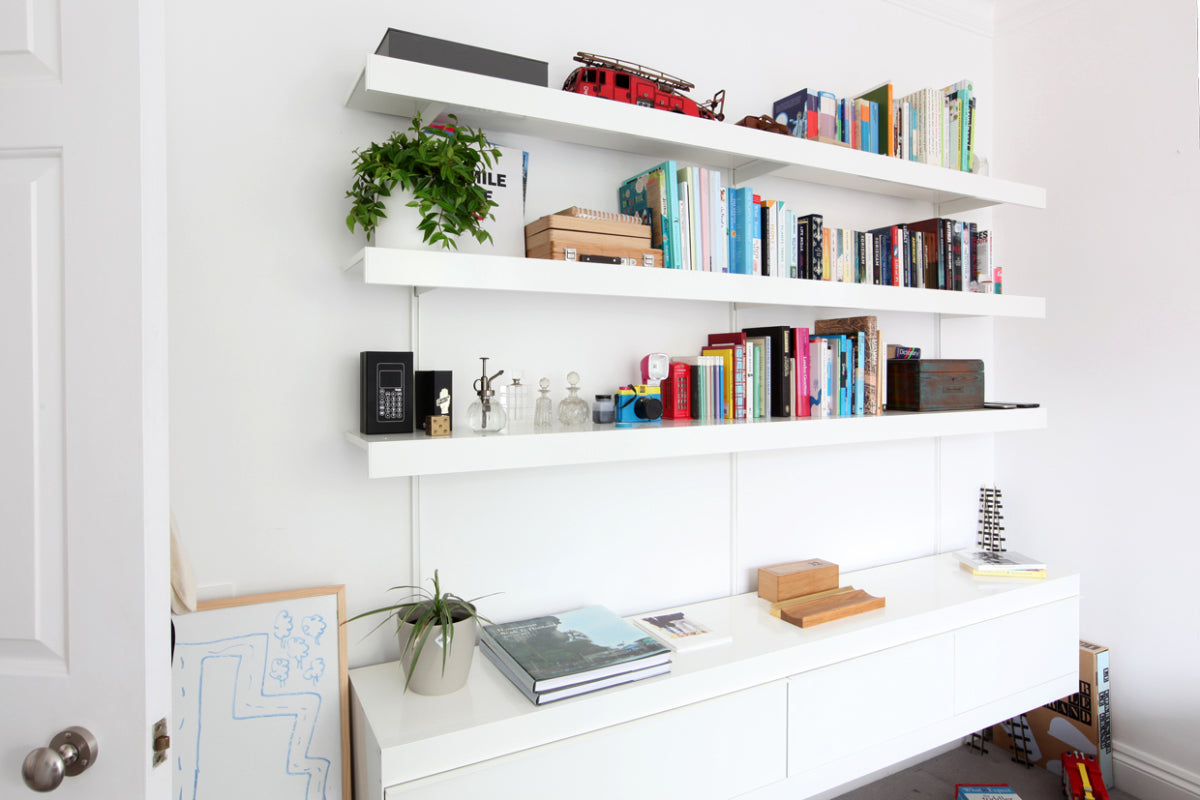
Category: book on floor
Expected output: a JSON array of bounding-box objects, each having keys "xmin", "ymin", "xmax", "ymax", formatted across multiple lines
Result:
[
  {"xmin": 479, "ymin": 605, "xmax": 671, "ymax": 694},
  {"xmin": 955, "ymin": 785, "xmax": 1023, "ymax": 800}
]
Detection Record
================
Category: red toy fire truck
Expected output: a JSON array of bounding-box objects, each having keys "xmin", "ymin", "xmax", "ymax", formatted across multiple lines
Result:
[
  {"xmin": 562, "ymin": 52, "xmax": 725, "ymax": 121},
  {"xmin": 1062, "ymin": 752, "xmax": 1110, "ymax": 800}
]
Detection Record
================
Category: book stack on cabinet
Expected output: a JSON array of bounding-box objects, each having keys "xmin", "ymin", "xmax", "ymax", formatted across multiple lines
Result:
[{"xmin": 478, "ymin": 605, "xmax": 671, "ymax": 705}]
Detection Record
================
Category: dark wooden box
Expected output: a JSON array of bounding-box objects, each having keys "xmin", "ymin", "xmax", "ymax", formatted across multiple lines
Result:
[{"xmin": 886, "ymin": 359, "xmax": 984, "ymax": 411}]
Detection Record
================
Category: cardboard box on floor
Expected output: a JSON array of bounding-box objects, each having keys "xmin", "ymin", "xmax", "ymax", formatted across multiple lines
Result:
[{"xmin": 992, "ymin": 640, "xmax": 1112, "ymax": 788}]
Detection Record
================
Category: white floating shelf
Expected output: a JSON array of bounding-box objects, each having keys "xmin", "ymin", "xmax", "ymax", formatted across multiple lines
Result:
[
  {"xmin": 347, "ymin": 55, "xmax": 1046, "ymax": 213},
  {"xmin": 345, "ymin": 407, "xmax": 1047, "ymax": 478},
  {"xmin": 345, "ymin": 247, "xmax": 1046, "ymax": 319}
]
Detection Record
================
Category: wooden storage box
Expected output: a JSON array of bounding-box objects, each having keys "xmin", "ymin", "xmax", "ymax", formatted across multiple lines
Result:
[
  {"xmin": 886, "ymin": 359, "xmax": 984, "ymax": 411},
  {"xmin": 525, "ymin": 211, "xmax": 660, "ymax": 266},
  {"xmin": 757, "ymin": 559, "xmax": 839, "ymax": 603}
]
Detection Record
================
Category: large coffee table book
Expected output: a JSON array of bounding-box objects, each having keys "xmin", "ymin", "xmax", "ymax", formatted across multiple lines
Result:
[{"xmin": 479, "ymin": 604, "xmax": 671, "ymax": 704}]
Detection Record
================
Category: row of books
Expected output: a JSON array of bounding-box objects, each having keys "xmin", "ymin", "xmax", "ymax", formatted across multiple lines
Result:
[
  {"xmin": 818, "ymin": 219, "xmax": 998, "ymax": 292},
  {"xmin": 663, "ymin": 317, "xmax": 887, "ymax": 422},
  {"xmin": 479, "ymin": 605, "xmax": 670, "ymax": 705},
  {"xmin": 773, "ymin": 80, "xmax": 977, "ymax": 172},
  {"xmin": 618, "ymin": 162, "xmax": 998, "ymax": 292}
]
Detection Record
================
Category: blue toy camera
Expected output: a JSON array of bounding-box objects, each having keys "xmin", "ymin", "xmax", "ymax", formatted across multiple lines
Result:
[{"xmin": 615, "ymin": 384, "xmax": 663, "ymax": 424}]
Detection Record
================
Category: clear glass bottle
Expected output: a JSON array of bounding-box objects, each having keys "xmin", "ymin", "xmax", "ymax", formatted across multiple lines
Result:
[
  {"xmin": 557, "ymin": 371, "xmax": 590, "ymax": 427},
  {"xmin": 504, "ymin": 373, "xmax": 531, "ymax": 425},
  {"xmin": 533, "ymin": 377, "xmax": 554, "ymax": 430}
]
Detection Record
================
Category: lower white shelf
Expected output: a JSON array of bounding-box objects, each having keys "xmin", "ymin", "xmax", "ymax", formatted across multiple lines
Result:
[
  {"xmin": 350, "ymin": 554, "xmax": 1080, "ymax": 800},
  {"xmin": 346, "ymin": 406, "xmax": 1047, "ymax": 478}
]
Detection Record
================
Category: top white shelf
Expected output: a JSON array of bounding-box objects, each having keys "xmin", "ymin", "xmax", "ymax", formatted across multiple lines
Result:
[{"xmin": 347, "ymin": 55, "xmax": 1047, "ymax": 215}]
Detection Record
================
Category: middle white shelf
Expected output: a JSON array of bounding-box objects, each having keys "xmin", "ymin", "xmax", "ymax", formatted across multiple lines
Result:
[
  {"xmin": 346, "ymin": 407, "xmax": 1046, "ymax": 478},
  {"xmin": 346, "ymin": 247, "xmax": 1046, "ymax": 318}
]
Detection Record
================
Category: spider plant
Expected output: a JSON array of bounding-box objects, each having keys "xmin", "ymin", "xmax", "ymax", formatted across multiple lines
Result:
[{"xmin": 347, "ymin": 570, "xmax": 495, "ymax": 690}]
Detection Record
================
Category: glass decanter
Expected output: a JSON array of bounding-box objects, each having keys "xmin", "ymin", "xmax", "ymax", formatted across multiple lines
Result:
[
  {"xmin": 533, "ymin": 377, "xmax": 554, "ymax": 430},
  {"xmin": 503, "ymin": 372, "xmax": 531, "ymax": 425},
  {"xmin": 556, "ymin": 371, "xmax": 590, "ymax": 427}
]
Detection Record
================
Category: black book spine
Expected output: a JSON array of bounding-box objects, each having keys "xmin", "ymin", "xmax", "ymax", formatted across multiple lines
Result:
[{"xmin": 808, "ymin": 214, "xmax": 824, "ymax": 280}]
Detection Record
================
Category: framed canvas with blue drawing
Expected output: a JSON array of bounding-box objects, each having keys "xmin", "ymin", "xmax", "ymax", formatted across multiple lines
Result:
[{"xmin": 172, "ymin": 585, "xmax": 349, "ymax": 800}]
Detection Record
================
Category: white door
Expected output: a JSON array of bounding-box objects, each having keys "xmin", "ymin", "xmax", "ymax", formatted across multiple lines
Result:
[{"xmin": 0, "ymin": 1, "xmax": 169, "ymax": 798}]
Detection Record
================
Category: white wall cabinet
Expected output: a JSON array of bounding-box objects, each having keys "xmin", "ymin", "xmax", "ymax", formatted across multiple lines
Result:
[
  {"xmin": 342, "ymin": 55, "xmax": 1070, "ymax": 800},
  {"xmin": 351, "ymin": 555, "xmax": 1079, "ymax": 800}
]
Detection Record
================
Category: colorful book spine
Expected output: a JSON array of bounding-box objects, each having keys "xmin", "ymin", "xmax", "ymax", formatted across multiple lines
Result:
[
  {"xmin": 794, "ymin": 327, "xmax": 810, "ymax": 417},
  {"xmin": 751, "ymin": 195, "xmax": 762, "ymax": 275}
]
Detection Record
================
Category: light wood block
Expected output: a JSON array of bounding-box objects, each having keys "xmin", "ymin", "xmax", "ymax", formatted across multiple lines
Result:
[
  {"xmin": 780, "ymin": 589, "xmax": 886, "ymax": 628},
  {"xmin": 757, "ymin": 559, "xmax": 839, "ymax": 602}
]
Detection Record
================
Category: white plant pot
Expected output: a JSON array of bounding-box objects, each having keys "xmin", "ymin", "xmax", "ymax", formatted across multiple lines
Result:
[
  {"xmin": 372, "ymin": 195, "xmax": 430, "ymax": 250},
  {"xmin": 398, "ymin": 615, "xmax": 478, "ymax": 696}
]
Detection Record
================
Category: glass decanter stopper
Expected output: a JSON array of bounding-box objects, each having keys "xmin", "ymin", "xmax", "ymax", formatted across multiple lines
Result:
[
  {"xmin": 557, "ymin": 370, "xmax": 590, "ymax": 427},
  {"xmin": 534, "ymin": 377, "xmax": 554, "ymax": 430},
  {"xmin": 467, "ymin": 357, "xmax": 507, "ymax": 435}
]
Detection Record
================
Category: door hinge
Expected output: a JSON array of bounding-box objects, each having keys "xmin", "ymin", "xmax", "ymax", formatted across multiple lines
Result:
[{"xmin": 152, "ymin": 718, "xmax": 170, "ymax": 767}]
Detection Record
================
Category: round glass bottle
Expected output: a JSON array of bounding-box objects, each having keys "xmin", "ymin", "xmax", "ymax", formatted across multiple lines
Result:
[{"xmin": 557, "ymin": 371, "xmax": 590, "ymax": 427}]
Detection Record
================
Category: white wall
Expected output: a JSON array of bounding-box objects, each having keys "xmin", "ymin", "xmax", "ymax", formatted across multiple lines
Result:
[
  {"xmin": 166, "ymin": 2, "xmax": 997, "ymax": 669},
  {"xmin": 994, "ymin": 0, "xmax": 1200, "ymax": 795}
]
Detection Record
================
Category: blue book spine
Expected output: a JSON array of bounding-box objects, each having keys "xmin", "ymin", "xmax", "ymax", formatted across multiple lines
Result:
[
  {"xmin": 854, "ymin": 331, "xmax": 865, "ymax": 415},
  {"xmin": 662, "ymin": 161, "xmax": 681, "ymax": 269},
  {"xmin": 751, "ymin": 199, "xmax": 762, "ymax": 275},
  {"xmin": 727, "ymin": 188, "xmax": 738, "ymax": 273},
  {"xmin": 869, "ymin": 101, "xmax": 879, "ymax": 155}
]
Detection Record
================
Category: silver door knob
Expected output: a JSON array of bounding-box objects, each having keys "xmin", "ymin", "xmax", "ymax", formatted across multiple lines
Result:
[{"xmin": 21, "ymin": 727, "xmax": 98, "ymax": 792}]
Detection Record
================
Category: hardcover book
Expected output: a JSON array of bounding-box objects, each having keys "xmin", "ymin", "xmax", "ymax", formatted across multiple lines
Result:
[
  {"xmin": 479, "ymin": 641, "xmax": 669, "ymax": 704},
  {"xmin": 480, "ymin": 605, "xmax": 670, "ymax": 693},
  {"xmin": 743, "ymin": 326, "xmax": 792, "ymax": 417},
  {"xmin": 619, "ymin": 162, "xmax": 679, "ymax": 269}
]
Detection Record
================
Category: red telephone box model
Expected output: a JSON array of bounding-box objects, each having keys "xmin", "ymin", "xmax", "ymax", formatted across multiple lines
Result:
[{"xmin": 562, "ymin": 52, "xmax": 725, "ymax": 121}]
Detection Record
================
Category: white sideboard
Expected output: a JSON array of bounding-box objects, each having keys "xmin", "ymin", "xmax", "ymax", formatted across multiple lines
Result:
[{"xmin": 350, "ymin": 554, "xmax": 1079, "ymax": 800}]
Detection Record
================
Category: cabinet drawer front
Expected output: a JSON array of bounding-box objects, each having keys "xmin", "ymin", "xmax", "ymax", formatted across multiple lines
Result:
[
  {"xmin": 954, "ymin": 597, "xmax": 1079, "ymax": 713},
  {"xmin": 787, "ymin": 634, "xmax": 954, "ymax": 771},
  {"xmin": 385, "ymin": 682, "xmax": 788, "ymax": 800}
]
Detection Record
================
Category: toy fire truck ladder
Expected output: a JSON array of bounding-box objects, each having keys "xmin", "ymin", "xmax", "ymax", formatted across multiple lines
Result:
[{"xmin": 573, "ymin": 52, "xmax": 695, "ymax": 94}]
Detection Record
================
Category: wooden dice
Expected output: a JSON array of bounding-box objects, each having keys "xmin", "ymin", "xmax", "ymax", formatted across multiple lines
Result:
[{"xmin": 425, "ymin": 415, "xmax": 451, "ymax": 437}]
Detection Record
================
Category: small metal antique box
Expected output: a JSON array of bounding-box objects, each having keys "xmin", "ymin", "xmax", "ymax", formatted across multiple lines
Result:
[{"xmin": 886, "ymin": 359, "xmax": 984, "ymax": 411}]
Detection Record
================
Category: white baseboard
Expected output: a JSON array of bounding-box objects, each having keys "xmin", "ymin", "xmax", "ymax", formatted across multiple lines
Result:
[{"xmin": 1114, "ymin": 742, "xmax": 1200, "ymax": 800}]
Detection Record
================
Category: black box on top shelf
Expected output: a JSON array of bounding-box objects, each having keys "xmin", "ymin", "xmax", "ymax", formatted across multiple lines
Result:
[
  {"xmin": 375, "ymin": 29, "xmax": 548, "ymax": 87},
  {"xmin": 360, "ymin": 351, "xmax": 414, "ymax": 435},
  {"xmin": 414, "ymin": 370, "xmax": 453, "ymax": 431}
]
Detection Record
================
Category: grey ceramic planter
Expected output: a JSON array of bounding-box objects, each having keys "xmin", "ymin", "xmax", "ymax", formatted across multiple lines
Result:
[{"xmin": 399, "ymin": 616, "xmax": 478, "ymax": 695}]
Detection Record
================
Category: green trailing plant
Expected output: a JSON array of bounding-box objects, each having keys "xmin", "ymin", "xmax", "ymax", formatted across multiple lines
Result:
[
  {"xmin": 347, "ymin": 570, "xmax": 495, "ymax": 690},
  {"xmin": 345, "ymin": 114, "xmax": 502, "ymax": 248}
]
